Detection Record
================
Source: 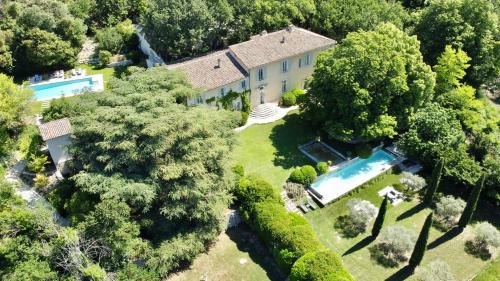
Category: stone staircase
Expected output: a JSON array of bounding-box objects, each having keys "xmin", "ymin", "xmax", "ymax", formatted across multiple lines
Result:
[{"xmin": 249, "ymin": 103, "xmax": 279, "ymax": 119}]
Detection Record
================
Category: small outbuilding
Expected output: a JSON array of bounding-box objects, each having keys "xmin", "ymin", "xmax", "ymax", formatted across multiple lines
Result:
[{"xmin": 38, "ymin": 118, "xmax": 72, "ymax": 172}]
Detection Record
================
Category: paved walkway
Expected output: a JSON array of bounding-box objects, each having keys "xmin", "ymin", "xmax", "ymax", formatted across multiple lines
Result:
[
  {"xmin": 5, "ymin": 160, "xmax": 68, "ymax": 226},
  {"xmin": 235, "ymin": 105, "xmax": 298, "ymax": 132}
]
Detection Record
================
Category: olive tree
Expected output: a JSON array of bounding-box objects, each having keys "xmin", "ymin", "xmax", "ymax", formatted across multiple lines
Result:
[
  {"xmin": 370, "ymin": 226, "xmax": 416, "ymax": 267},
  {"xmin": 400, "ymin": 172, "xmax": 426, "ymax": 192},
  {"xmin": 467, "ymin": 222, "xmax": 500, "ymax": 259},
  {"xmin": 434, "ymin": 195, "xmax": 466, "ymax": 230},
  {"xmin": 415, "ymin": 260, "xmax": 455, "ymax": 281}
]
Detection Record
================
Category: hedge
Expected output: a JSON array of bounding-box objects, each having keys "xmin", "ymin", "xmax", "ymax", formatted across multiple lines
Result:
[
  {"xmin": 280, "ymin": 89, "xmax": 305, "ymax": 106},
  {"xmin": 316, "ymin": 162, "xmax": 329, "ymax": 175},
  {"xmin": 289, "ymin": 165, "xmax": 317, "ymax": 184},
  {"xmin": 235, "ymin": 174, "xmax": 354, "ymax": 278},
  {"xmin": 290, "ymin": 250, "xmax": 355, "ymax": 281},
  {"xmin": 252, "ymin": 201, "xmax": 323, "ymax": 271}
]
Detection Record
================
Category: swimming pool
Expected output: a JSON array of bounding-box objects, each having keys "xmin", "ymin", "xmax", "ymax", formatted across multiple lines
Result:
[
  {"xmin": 30, "ymin": 75, "xmax": 104, "ymax": 101},
  {"xmin": 309, "ymin": 149, "xmax": 397, "ymax": 205}
]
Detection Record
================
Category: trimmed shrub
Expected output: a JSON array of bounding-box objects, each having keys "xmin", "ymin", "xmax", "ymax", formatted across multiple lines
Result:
[
  {"xmin": 27, "ymin": 154, "xmax": 48, "ymax": 173},
  {"xmin": 289, "ymin": 168, "xmax": 306, "ymax": 184},
  {"xmin": 240, "ymin": 111, "xmax": 249, "ymax": 126},
  {"xmin": 34, "ymin": 173, "xmax": 49, "ymax": 189},
  {"xmin": 235, "ymin": 175, "xmax": 281, "ymax": 221},
  {"xmin": 98, "ymin": 50, "xmax": 112, "ymax": 68},
  {"xmin": 290, "ymin": 250, "xmax": 355, "ymax": 281},
  {"xmin": 316, "ymin": 162, "xmax": 329, "ymax": 175},
  {"xmin": 355, "ymin": 143, "xmax": 372, "ymax": 159},
  {"xmin": 280, "ymin": 88, "xmax": 305, "ymax": 107},
  {"xmin": 301, "ymin": 165, "xmax": 317, "ymax": 183},
  {"xmin": 281, "ymin": 91, "xmax": 297, "ymax": 106}
]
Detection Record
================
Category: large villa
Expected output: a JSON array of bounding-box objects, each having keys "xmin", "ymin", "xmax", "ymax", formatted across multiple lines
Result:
[{"xmin": 165, "ymin": 26, "xmax": 336, "ymax": 110}]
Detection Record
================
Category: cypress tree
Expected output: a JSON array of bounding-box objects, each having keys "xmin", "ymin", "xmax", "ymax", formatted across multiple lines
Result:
[
  {"xmin": 458, "ymin": 175, "xmax": 485, "ymax": 228},
  {"xmin": 409, "ymin": 212, "xmax": 433, "ymax": 269},
  {"xmin": 423, "ymin": 159, "xmax": 444, "ymax": 205},
  {"xmin": 371, "ymin": 195, "xmax": 388, "ymax": 238}
]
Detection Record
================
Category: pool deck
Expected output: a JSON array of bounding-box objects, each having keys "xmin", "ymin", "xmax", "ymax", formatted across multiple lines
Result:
[
  {"xmin": 31, "ymin": 74, "xmax": 104, "ymax": 101},
  {"xmin": 308, "ymin": 149, "xmax": 402, "ymax": 206}
]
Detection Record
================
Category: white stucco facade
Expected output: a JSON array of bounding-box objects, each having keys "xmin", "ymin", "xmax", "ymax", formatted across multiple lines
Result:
[{"xmin": 46, "ymin": 135, "xmax": 72, "ymax": 168}]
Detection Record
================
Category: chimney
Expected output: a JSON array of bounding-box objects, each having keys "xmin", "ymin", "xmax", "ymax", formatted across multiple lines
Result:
[
  {"xmin": 286, "ymin": 24, "xmax": 294, "ymax": 33},
  {"xmin": 281, "ymin": 36, "xmax": 286, "ymax": 44},
  {"xmin": 215, "ymin": 58, "xmax": 221, "ymax": 69}
]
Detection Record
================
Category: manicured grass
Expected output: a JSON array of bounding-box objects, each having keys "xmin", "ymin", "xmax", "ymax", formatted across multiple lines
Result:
[
  {"xmin": 305, "ymin": 171, "xmax": 496, "ymax": 281},
  {"xmin": 473, "ymin": 258, "xmax": 500, "ymax": 281},
  {"xmin": 232, "ymin": 110, "xmax": 316, "ymax": 189},
  {"xmin": 78, "ymin": 64, "xmax": 117, "ymax": 88},
  {"xmin": 167, "ymin": 225, "xmax": 283, "ymax": 281}
]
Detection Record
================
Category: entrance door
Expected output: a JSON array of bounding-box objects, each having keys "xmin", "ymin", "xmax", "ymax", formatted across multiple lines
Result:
[{"xmin": 259, "ymin": 87, "xmax": 265, "ymax": 104}]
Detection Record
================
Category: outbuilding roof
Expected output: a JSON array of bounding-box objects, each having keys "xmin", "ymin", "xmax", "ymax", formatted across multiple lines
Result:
[
  {"xmin": 168, "ymin": 50, "xmax": 248, "ymax": 91},
  {"xmin": 228, "ymin": 26, "xmax": 336, "ymax": 69},
  {"xmin": 38, "ymin": 118, "xmax": 72, "ymax": 141}
]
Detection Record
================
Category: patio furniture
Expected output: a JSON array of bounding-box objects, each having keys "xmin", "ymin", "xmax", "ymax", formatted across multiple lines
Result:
[
  {"xmin": 298, "ymin": 204, "xmax": 309, "ymax": 213},
  {"xmin": 307, "ymin": 197, "xmax": 318, "ymax": 210}
]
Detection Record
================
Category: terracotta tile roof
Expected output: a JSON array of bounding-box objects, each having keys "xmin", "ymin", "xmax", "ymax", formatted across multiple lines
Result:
[
  {"xmin": 229, "ymin": 26, "xmax": 336, "ymax": 69},
  {"xmin": 168, "ymin": 50, "xmax": 247, "ymax": 91},
  {"xmin": 38, "ymin": 118, "xmax": 72, "ymax": 141}
]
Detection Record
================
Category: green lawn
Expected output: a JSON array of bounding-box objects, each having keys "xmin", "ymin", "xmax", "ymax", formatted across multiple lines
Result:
[
  {"xmin": 233, "ymin": 111, "xmax": 499, "ymax": 281},
  {"xmin": 167, "ymin": 225, "xmax": 284, "ymax": 281},
  {"xmin": 305, "ymin": 172, "xmax": 496, "ymax": 281},
  {"xmin": 232, "ymin": 110, "xmax": 316, "ymax": 189},
  {"xmin": 473, "ymin": 258, "xmax": 500, "ymax": 281}
]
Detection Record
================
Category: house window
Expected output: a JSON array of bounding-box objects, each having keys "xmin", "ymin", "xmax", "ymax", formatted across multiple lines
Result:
[
  {"xmin": 241, "ymin": 80, "xmax": 246, "ymax": 90},
  {"xmin": 305, "ymin": 53, "xmax": 312, "ymax": 65},
  {"xmin": 220, "ymin": 87, "xmax": 225, "ymax": 97},
  {"xmin": 299, "ymin": 58, "xmax": 302, "ymax": 68},
  {"xmin": 282, "ymin": 60, "xmax": 289, "ymax": 73},
  {"xmin": 281, "ymin": 80, "xmax": 287, "ymax": 93},
  {"xmin": 258, "ymin": 68, "xmax": 264, "ymax": 81}
]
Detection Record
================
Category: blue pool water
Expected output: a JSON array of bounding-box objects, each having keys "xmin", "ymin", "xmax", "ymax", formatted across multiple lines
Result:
[
  {"xmin": 30, "ymin": 78, "xmax": 94, "ymax": 100},
  {"xmin": 310, "ymin": 149, "xmax": 396, "ymax": 203}
]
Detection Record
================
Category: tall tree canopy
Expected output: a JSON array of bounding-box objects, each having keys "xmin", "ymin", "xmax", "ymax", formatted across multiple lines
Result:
[
  {"xmin": 312, "ymin": 0, "xmax": 409, "ymax": 40},
  {"xmin": 0, "ymin": 0, "xmax": 86, "ymax": 75},
  {"xmin": 415, "ymin": 0, "xmax": 499, "ymax": 86},
  {"xmin": 301, "ymin": 23, "xmax": 435, "ymax": 142},
  {"xmin": 65, "ymin": 67, "xmax": 240, "ymax": 276},
  {"xmin": 0, "ymin": 74, "xmax": 32, "ymax": 156}
]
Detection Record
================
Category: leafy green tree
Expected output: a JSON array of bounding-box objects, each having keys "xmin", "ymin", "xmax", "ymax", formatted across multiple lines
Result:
[
  {"xmin": 67, "ymin": 67, "xmax": 238, "ymax": 277},
  {"xmin": 312, "ymin": 0, "xmax": 409, "ymax": 40},
  {"xmin": 415, "ymin": 0, "xmax": 499, "ymax": 86},
  {"xmin": 372, "ymin": 195, "xmax": 388, "ymax": 238},
  {"xmin": 424, "ymin": 159, "xmax": 444, "ymax": 205},
  {"xmin": 15, "ymin": 28, "xmax": 76, "ymax": 75},
  {"xmin": 409, "ymin": 212, "xmax": 433, "ymax": 269},
  {"xmin": 434, "ymin": 45, "xmax": 471, "ymax": 95},
  {"xmin": 252, "ymin": 0, "xmax": 316, "ymax": 31},
  {"xmin": 0, "ymin": 74, "xmax": 33, "ymax": 156},
  {"xmin": 302, "ymin": 23, "xmax": 435, "ymax": 142},
  {"xmin": 458, "ymin": 175, "xmax": 485, "ymax": 228},
  {"xmin": 140, "ymin": 0, "xmax": 215, "ymax": 60},
  {"xmin": 115, "ymin": 264, "xmax": 159, "ymax": 281},
  {"xmin": 4, "ymin": 260, "xmax": 58, "ymax": 281}
]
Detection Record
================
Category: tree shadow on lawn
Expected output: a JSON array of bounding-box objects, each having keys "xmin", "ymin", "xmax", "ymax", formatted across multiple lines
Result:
[
  {"xmin": 396, "ymin": 203, "xmax": 426, "ymax": 221},
  {"xmin": 269, "ymin": 113, "xmax": 318, "ymax": 170},
  {"xmin": 427, "ymin": 227, "xmax": 463, "ymax": 250},
  {"xmin": 342, "ymin": 235, "xmax": 375, "ymax": 256},
  {"xmin": 384, "ymin": 265, "xmax": 414, "ymax": 281},
  {"xmin": 227, "ymin": 224, "xmax": 285, "ymax": 281}
]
